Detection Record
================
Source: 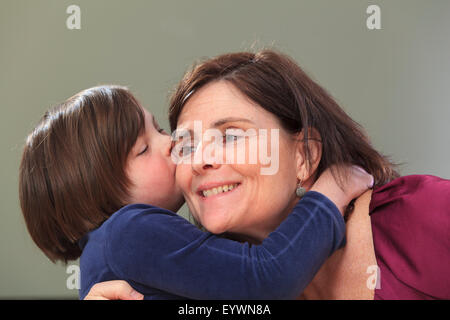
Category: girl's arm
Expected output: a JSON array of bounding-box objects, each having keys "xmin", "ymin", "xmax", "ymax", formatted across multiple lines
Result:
[{"xmin": 85, "ymin": 166, "xmax": 373, "ymax": 299}]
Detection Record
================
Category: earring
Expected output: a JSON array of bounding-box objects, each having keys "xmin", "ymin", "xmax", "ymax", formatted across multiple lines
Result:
[{"xmin": 296, "ymin": 180, "xmax": 307, "ymax": 198}]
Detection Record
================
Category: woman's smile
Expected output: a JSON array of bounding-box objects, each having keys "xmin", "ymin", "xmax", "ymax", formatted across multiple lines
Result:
[{"xmin": 197, "ymin": 181, "xmax": 242, "ymax": 199}]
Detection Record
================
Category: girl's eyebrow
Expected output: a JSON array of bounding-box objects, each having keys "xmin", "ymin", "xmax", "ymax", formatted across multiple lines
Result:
[{"xmin": 212, "ymin": 117, "xmax": 255, "ymax": 127}]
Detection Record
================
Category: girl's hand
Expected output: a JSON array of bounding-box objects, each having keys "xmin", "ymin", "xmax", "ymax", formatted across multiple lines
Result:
[
  {"xmin": 310, "ymin": 165, "xmax": 374, "ymax": 216},
  {"xmin": 84, "ymin": 280, "xmax": 144, "ymax": 300}
]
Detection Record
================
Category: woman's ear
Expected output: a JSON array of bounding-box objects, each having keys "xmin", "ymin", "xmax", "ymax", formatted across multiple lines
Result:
[{"xmin": 294, "ymin": 127, "xmax": 322, "ymax": 182}]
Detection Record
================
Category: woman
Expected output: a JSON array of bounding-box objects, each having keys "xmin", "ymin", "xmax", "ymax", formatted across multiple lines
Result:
[{"xmin": 86, "ymin": 50, "xmax": 450, "ymax": 300}]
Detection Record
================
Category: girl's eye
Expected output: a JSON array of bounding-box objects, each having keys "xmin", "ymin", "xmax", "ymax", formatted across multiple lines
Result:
[
  {"xmin": 158, "ymin": 128, "xmax": 168, "ymax": 135},
  {"xmin": 138, "ymin": 145, "xmax": 148, "ymax": 156}
]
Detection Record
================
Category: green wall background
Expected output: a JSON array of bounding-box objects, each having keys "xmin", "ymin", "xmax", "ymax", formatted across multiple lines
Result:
[{"xmin": 1, "ymin": 0, "xmax": 449, "ymax": 298}]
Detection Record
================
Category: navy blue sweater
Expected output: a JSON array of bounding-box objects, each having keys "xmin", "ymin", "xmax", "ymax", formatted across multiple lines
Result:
[{"xmin": 78, "ymin": 191, "xmax": 345, "ymax": 299}]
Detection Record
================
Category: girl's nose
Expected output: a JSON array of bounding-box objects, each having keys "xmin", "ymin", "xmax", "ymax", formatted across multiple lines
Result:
[{"xmin": 162, "ymin": 133, "xmax": 173, "ymax": 158}]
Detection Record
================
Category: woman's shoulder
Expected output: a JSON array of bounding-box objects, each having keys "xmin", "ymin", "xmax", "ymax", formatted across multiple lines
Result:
[
  {"xmin": 370, "ymin": 174, "xmax": 450, "ymax": 215},
  {"xmin": 369, "ymin": 174, "xmax": 450, "ymax": 237},
  {"xmin": 368, "ymin": 174, "xmax": 450, "ymax": 299}
]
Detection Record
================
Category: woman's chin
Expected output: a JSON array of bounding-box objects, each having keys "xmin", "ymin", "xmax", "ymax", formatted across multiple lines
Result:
[
  {"xmin": 199, "ymin": 216, "xmax": 231, "ymax": 235},
  {"xmin": 197, "ymin": 204, "xmax": 257, "ymax": 236}
]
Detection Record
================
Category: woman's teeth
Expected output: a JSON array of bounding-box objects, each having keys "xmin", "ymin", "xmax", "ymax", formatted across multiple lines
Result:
[{"xmin": 202, "ymin": 184, "xmax": 239, "ymax": 197}]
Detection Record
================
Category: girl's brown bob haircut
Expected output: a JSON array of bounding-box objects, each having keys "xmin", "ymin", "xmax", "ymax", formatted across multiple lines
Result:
[
  {"xmin": 19, "ymin": 85, "xmax": 145, "ymax": 263},
  {"xmin": 169, "ymin": 50, "xmax": 399, "ymax": 191}
]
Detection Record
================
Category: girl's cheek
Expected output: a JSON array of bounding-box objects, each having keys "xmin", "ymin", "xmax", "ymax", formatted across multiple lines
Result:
[{"xmin": 175, "ymin": 164, "xmax": 188, "ymax": 187}]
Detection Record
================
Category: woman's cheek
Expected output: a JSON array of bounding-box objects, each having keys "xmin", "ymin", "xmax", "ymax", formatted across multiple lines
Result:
[{"xmin": 175, "ymin": 163, "xmax": 190, "ymax": 195}]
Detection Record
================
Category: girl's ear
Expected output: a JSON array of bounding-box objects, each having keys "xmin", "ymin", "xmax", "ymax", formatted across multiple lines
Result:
[{"xmin": 294, "ymin": 127, "xmax": 323, "ymax": 182}]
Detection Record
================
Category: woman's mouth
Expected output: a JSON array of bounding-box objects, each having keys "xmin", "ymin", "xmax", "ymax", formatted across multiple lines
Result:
[{"xmin": 198, "ymin": 183, "xmax": 241, "ymax": 198}]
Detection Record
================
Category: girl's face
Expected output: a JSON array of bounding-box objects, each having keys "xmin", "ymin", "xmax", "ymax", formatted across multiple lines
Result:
[
  {"xmin": 126, "ymin": 108, "xmax": 184, "ymax": 212},
  {"xmin": 174, "ymin": 81, "xmax": 300, "ymax": 242}
]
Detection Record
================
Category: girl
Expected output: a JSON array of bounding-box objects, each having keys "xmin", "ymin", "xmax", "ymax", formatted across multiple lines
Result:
[{"xmin": 19, "ymin": 85, "xmax": 373, "ymax": 299}]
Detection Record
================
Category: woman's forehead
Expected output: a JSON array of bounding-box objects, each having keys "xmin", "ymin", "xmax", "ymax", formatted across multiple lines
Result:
[{"xmin": 177, "ymin": 82, "xmax": 262, "ymax": 128}]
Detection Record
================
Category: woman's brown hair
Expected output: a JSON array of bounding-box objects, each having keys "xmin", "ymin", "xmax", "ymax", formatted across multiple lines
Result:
[
  {"xmin": 19, "ymin": 85, "xmax": 145, "ymax": 263},
  {"xmin": 169, "ymin": 50, "xmax": 399, "ymax": 190}
]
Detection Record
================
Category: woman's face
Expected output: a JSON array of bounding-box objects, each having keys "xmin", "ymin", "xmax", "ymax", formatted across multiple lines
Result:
[
  {"xmin": 126, "ymin": 108, "xmax": 184, "ymax": 212},
  {"xmin": 175, "ymin": 81, "xmax": 301, "ymax": 242}
]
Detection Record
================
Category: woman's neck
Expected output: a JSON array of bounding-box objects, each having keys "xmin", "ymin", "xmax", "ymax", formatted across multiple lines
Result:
[{"xmin": 299, "ymin": 190, "xmax": 377, "ymax": 300}]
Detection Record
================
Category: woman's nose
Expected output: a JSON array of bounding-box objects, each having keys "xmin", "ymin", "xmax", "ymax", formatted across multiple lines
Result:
[{"xmin": 191, "ymin": 141, "xmax": 221, "ymax": 174}]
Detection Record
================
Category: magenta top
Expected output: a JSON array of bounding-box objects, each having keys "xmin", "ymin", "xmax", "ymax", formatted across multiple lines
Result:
[{"xmin": 369, "ymin": 175, "xmax": 450, "ymax": 300}]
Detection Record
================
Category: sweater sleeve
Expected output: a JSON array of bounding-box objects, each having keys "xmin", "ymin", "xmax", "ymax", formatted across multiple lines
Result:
[{"xmin": 105, "ymin": 191, "xmax": 346, "ymax": 299}]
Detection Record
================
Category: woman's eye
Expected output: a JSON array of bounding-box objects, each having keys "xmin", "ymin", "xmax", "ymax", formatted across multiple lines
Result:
[
  {"xmin": 223, "ymin": 133, "xmax": 242, "ymax": 143},
  {"xmin": 173, "ymin": 140, "xmax": 196, "ymax": 158},
  {"xmin": 180, "ymin": 144, "xmax": 195, "ymax": 156}
]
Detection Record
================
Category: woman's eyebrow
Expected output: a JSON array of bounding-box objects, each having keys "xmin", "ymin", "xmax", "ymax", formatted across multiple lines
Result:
[
  {"xmin": 173, "ymin": 117, "xmax": 255, "ymax": 137},
  {"xmin": 212, "ymin": 117, "xmax": 255, "ymax": 127}
]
